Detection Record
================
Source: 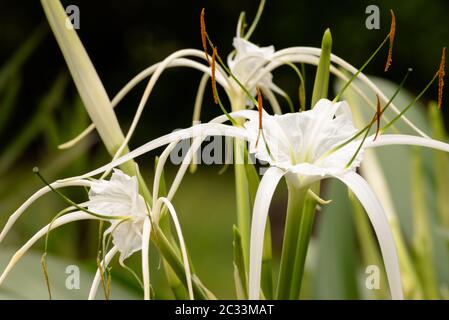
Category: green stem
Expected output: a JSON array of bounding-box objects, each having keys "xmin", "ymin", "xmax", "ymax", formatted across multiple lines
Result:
[
  {"xmin": 234, "ymin": 138, "xmax": 252, "ymax": 270},
  {"xmin": 276, "ymin": 183, "xmax": 307, "ymax": 299},
  {"xmin": 289, "ymin": 183, "xmax": 319, "ymax": 299},
  {"xmin": 152, "ymin": 225, "xmax": 212, "ymax": 300}
]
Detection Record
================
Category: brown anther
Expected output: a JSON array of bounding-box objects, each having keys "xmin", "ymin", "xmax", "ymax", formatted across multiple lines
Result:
[
  {"xmin": 211, "ymin": 46, "xmax": 218, "ymax": 104},
  {"xmin": 384, "ymin": 9, "xmax": 396, "ymax": 72},
  {"xmin": 256, "ymin": 87, "xmax": 263, "ymax": 147},
  {"xmin": 438, "ymin": 47, "xmax": 446, "ymax": 109},
  {"xmin": 200, "ymin": 8, "xmax": 210, "ymax": 64},
  {"xmin": 373, "ymin": 94, "xmax": 382, "ymax": 141}
]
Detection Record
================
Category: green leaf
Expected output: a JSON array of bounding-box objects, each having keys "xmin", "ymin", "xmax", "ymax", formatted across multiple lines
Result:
[
  {"xmin": 411, "ymin": 148, "xmax": 440, "ymax": 299},
  {"xmin": 232, "ymin": 225, "xmax": 247, "ymax": 299},
  {"xmin": 314, "ymin": 180, "xmax": 359, "ymax": 299},
  {"xmin": 40, "ymin": 0, "xmax": 125, "ymax": 155}
]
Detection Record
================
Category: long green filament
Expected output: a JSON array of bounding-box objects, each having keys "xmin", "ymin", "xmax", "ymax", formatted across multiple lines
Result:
[
  {"xmin": 244, "ymin": 0, "xmax": 266, "ymax": 40},
  {"xmin": 381, "ymin": 71, "xmax": 439, "ymax": 133},
  {"xmin": 318, "ymin": 68, "xmax": 412, "ymax": 165},
  {"xmin": 334, "ymin": 34, "xmax": 390, "ymax": 101},
  {"xmin": 285, "ymin": 62, "xmax": 306, "ymax": 112}
]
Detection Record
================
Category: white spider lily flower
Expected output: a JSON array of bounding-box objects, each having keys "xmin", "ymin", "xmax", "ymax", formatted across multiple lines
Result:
[
  {"xmin": 87, "ymin": 169, "xmax": 148, "ymax": 262},
  {"xmin": 244, "ymin": 98, "xmax": 362, "ymax": 186},
  {"xmin": 227, "ymin": 37, "xmax": 276, "ymax": 99}
]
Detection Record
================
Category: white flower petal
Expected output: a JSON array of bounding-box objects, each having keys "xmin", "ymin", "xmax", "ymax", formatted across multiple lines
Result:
[
  {"xmin": 336, "ymin": 172, "xmax": 403, "ymax": 300},
  {"xmin": 142, "ymin": 217, "xmax": 151, "ymax": 300},
  {"xmin": 0, "ymin": 179, "xmax": 92, "ymax": 244},
  {"xmin": 60, "ymin": 123, "xmax": 249, "ymax": 181},
  {"xmin": 249, "ymin": 167, "xmax": 285, "ymax": 299},
  {"xmin": 0, "ymin": 211, "xmax": 94, "ymax": 286},
  {"xmin": 157, "ymin": 197, "xmax": 194, "ymax": 300},
  {"xmin": 366, "ymin": 134, "xmax": 449, "ymax": 153},
  {"xmin": 88, "ymin": 169, "xmax": 147, "ymax": 262},
  {"xmin": 244, "ymin": 99, "xmax": 362, "ymax": 181},
  {"xmin": 88, "ymin": 246, "xmax": 119, "ymax": 300}
]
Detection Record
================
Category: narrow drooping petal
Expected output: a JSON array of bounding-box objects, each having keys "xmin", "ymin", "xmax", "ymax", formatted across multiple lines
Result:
[
  {"xmin": 110, "ymin": 49, "xmax": 231, "ymax": 167},
  {"xmin": 142, "ymin": 217, "xmax": 152, "ymax": 300},
  {"xmin": 249, "ymin": 167, "xmax": 285, "ymax": 299},
  {"xmin": 366, "ymin": 134, "xmax": 449, "ymax": 153},
  {"xmin": 0, "ymin": 179, "xmax": 92, "ymax": 244},
  {"xmin": 59, "ymin": 56, "xmax": 228, "ymax": 150},
  {"xmin": 60, "ymin": 123, "xmax": 249, "ymax": 182},
  {"xmin": 157, "ymin": 197, "xmax": 194, "ymax": 300},
  {"xmin": 0, "ymin": 212, "xmax": 94, "ymax": 286},
  {"xmin": 88, "ymin": 246, "xmax": 119, "ymax": 300},
  {"xmin": 336, "ymin": 172, "xmax": 403, "ymax": 300},
  {"xmin": 270, "ymin": 47, "xmax": 429, "ymax": 138}
]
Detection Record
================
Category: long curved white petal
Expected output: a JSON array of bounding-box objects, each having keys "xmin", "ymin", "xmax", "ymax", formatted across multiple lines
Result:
[
  {"xmin": 59, "ymin": 57, "xmax": 227, "ymax": 150},
  {"xmin": 157, "ymin": 197, "xmax": 193, "ymax": 300},
  {"xmin": 88, "ymin": 246, "xmax": 119, "ymax": 300},
  {"xmin": 0, "ymin": 211, "xmax": 94, "ymax": 286},
  {"xmin": 335, "ymin": 172, "xmax": 403, "ymax": 300},
  {"xmin": 166, "ymin": 110, "xmax": 258, "ymax": 201},
  {"xmin": 271, "ymin": 47, "xmax": 429, "ymax": 138},
  {"xmin": 249, "ymin": 167, "xmax": 285, "ymax": 299},
  {"xmin": 60, "ymin": 123, "xmax": 248, "ymax": 182},
  {"xmin": 110, "ymin": 49, "xmax": 232, "ymax": 170},
  {"xmin": 0, "ymin": 179, "xmax": 92, "ymax": 244},
  {"xmin": 366, "ymin": 134, "xmax": 449, "ymax": 153},
  {"xmin": 142, "ymin": 217, "xmax": 152, "ymax": 300}
]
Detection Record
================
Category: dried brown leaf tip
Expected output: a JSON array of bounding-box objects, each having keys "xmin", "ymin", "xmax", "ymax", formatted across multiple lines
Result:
[
  {"xmin": 211, "ymin": 46, "xmax": 218, "ymax": 104},
  {"xmin": 384, "ymin": 9, "xmax": 396, "ymax": 72},
  {"xmin": 256, "ymin": 87, "xmax": 263, "ymax": 147},
  {"xmin": 438, "ymin": 47, "xmax": 446, "ymax": 109},
  {"xmin": 373, "ymin": 94, "xmax": 382, "ymax": 141},
  {"xmin": 200, "ymin": 8, "xmax": 209, "ymax": 64}
]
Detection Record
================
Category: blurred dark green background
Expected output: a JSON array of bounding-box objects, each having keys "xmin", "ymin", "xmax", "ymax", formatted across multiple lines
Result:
[
  {"xmin": 0, "ymin": 0, "xmax": 448, "ymax": 299},
  {"xmin": 0, "ymin": 0, "xmax": 447, "ymax": 149}
]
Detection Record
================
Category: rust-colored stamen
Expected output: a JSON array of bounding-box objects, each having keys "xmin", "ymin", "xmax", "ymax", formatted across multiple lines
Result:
[
  {"xmin": 255, "ymin": 87, "xmax": 263, "ymax": 147},
  {"xmin": 438, "ymin": 47, "xmax": 446, "ymax": 109},
  {"xmin": 373, "ymin": 94, "xmax": 382, "ymax": 141},
  {"xmin": 200, "ymin": 8, "xmax": 210, "ymax": 64},
  {"xmin": 211, "ymin": 46, "xmax": 218, "ymax": 104},
  {"xmin": 384, "ymin": 9, "xmax": 396, "ymax": 72}
]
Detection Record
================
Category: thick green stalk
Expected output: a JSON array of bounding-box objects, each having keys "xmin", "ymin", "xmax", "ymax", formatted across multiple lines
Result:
[
  {"xmin": 234, "ymin": 139, "xmax": 252, "ymax": 270},
  {"xmin": 289, "ymin": 184, "xmax": 318, "ymax": 299},
  {"xmin": 231, "ymin": 93, "xmax": 252, "ymax": 271},
  {"xmin": 276, "ymin": 183, "xmax": 308, "ymax": 299},
  {"xmin": 411, "ymin": 148, "xmax": 440, "ymax": 299}
]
